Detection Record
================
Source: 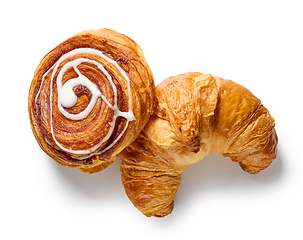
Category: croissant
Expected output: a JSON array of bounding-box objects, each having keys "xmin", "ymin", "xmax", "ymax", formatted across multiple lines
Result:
[
  {"xmin": 28, "ymin": 28, "xmax": 155, "ymax": 173},
  {"xmin": 119, "ymin": 72, "xmax": 278, "ymax": 217}
]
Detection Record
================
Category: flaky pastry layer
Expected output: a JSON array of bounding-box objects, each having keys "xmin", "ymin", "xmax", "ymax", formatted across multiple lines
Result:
[
  {"xmin": 119, "ymin": 72, "xmax": 278, "ymax": 217},
  {"xmin": 29, "ymin": 29, "xmax": 155, "ymax": 173}
]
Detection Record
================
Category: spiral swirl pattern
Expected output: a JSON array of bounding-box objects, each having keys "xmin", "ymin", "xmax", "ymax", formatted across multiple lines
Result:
[
  {"xmin": 38, "ymin": 48, "xmax": 135, "ymax": 156},
  {"xmin": 29, "ymin": 29, "xmax": 155, "ymax": 173}
]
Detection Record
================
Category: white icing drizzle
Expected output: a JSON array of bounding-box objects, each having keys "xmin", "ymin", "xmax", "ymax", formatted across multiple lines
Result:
[{"xmin": 36, "ymin": 48, "xmax": 135, "ymax": 159}]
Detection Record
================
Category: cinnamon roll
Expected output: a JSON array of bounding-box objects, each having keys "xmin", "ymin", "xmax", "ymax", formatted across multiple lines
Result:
[{"xmin": 29, "ymin": 29, "xmax": 155, "ymax": 173}]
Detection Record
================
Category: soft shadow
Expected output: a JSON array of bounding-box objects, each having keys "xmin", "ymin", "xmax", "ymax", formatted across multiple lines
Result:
[
  {"xmin": 175, "ymin": 144, "xmax": 284, "ymax": 207},
  {"xmin": 47, "ymin": 156, "xmax": 124, "ymax": 201},
  {"xmin": 45, "ymin": 144, "xmax": 284, "ymax": 220},
  {"xmin": 247, "ymin": 144, "xmax": 284, "ymax": 182}
]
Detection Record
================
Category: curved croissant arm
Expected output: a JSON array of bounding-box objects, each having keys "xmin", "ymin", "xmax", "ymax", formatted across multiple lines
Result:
[
  {"xmin": 119, "ymin": 72, "xmax": 278, "ymax": 217},
  {"xmin": 29, "ymin": 29, "xmax": 155, "ymax": 173}
]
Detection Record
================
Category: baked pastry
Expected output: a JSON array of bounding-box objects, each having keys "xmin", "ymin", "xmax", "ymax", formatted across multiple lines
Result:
[
  {"xmin": 29, "ymin": 29, "xmax": 155, "ymax": 173},
  {"xmin": 119, "ymin": 72, "xmax": 278, "ymax": 217}
]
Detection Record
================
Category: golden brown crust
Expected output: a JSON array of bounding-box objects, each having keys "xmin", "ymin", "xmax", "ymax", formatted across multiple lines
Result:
[
  {"xmin": 119, "ymin": 72, "xmax": 278, "ymax": 217},
  {"xmin": 120, "ymin": 129, "xmax": 182, "ymax": 217},
  {"xmin": 29, "ymin": 28, "xmax": 155, "ymax": 173}
]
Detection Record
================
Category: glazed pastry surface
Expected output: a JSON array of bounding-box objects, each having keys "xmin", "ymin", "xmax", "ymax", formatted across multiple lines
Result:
[
  {"xmin": 29, "ymin": 29, "xmax": 155, "ymax": 173},
  {"xmin": 119, "ymin": 72, "xmax": 278, "ymax": 217}
]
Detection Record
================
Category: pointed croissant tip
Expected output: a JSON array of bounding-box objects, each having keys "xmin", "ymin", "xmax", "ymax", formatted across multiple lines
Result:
[{"xmin": 143, "ymin": 201, "xmax": 174, "ymax": 218}]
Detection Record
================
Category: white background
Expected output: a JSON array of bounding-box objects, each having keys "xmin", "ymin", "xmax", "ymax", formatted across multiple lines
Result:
[{"xmin": 1, "ymin": 0, "xmax": 302, "ymax": 239}]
